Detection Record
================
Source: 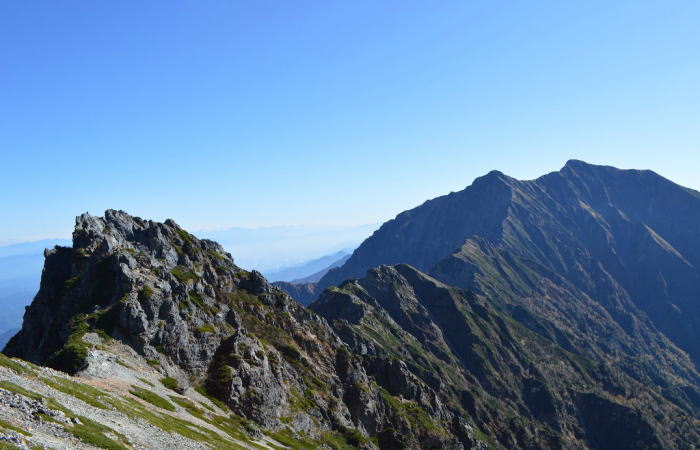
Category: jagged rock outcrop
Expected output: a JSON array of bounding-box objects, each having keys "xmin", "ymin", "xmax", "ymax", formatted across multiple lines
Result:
[{"xmin": 4, "ymin": 210, "xmax": 483, "ymax": 448}]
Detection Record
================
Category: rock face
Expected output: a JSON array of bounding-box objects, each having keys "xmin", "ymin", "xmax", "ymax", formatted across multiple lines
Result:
[
  {"xmin": 4, "ymin": 210, "xmax": 482, "ymax": 448},
  {"xmin": 311, "ymin": 265, "xmax": 699, "ymax": 448}
]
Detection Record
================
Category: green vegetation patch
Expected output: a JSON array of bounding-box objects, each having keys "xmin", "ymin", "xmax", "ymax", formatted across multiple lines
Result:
[
  {"xmin": 288, "ymin": 389, "xmax": 315, "ymax": 412},
  {"xmin": 188, "ymin": 292, "xmax": 205, "ymax": 307},
  {"xmin": 267, "ymin": 427, "xmax": 362, "ymax": 450},
  {"xmin": 379, "ymin": 387, "xmax": 445, "ymax": 435},
  {"xmin": 173, "ymin": 229, "xmax": 199, "ymax": 258},
  {"xmin": 171, "ymin": 266, "xmax": 199, "ymax": 283},
  {"xmin": 129, "ymin": 386, "xmax": 175, "ymax": 411},
  {"xmin": 207, "ymin": 249, "xmax": 224, "ymax": 261},
  {"xmin": 226, "ymin": 289, "xmax": 262, "ymax": 307},
  {"xmin": 146, "ymin": 358, "xmax": 160, "ymax": 367},
  {"xmin": 0, "ymin": 352, "xmax": 34, "ymax": 375},
  {"xmin": 94, "ymin": 328, "xmax": 112, "ymax": 344},
  {"xmin": 195, "ymin": 324, "xmax": 216, "ymax": 335},
  {"xmin": 47, "ymin": 322, "xmax": 89, "ymax": 374},
  {"xmin": 138, "ymin": 285, "xmax": 154, "ymax": 301},
  {"xmin": 0, "ymin": 381, "xmax": 44, "ymax": 402},
  {"xmin": 168, "ymin": 395, "xmax": 206, "ymax": 419},
  {"xmin": 42, "ymin": 376, "xmax": 110, "ymax": 410},
  {"xmin": 64, "ymin": 275, "xmax": 81, "ymax": 290},
  {"xmin": 198, "ymin": 400, "xmax": 215, "ymax": 412},
  {"xmin": 0, "ymin": 418, "xmax": 31, "ymax": 436},
  {"xmin": 160, "ymin": 377, "xmax": 179, "ymax": 391},
  {"xmin": 115, "ymin": 359, "xmax": 131, "ymax": 368},
  {"xmin": 104, "ymin": 394, "xmax": 247, "ymax": 449},
  {"xmin": 213, "ymin": 365, "xmax": 233, "ymax": 385},
  {"xmin": 69, "ymin": 415, "xmax": 129, "ymax": 450},
  {"xmin": 46, "ymin": 309, "xmax": 117, "ymax": 375},
  {"xmin": 136, "ymin": 377, "xmax": 155, "ymax": 387},
  {"xmin": 0, "ymin": 381, "xmax": 129, "ymax": 450}
]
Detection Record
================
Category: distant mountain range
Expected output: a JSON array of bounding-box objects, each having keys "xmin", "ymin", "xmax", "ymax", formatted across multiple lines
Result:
[
  {"xmin": 2, "ymin": 161, "xmax": 699, "ymax": 449},
  {"xmin": 266, "ymin": 251, "xmax": 352, "ymax": 306},
  {"xmin": 197, "ymin": 223, "xmax": 377, "ymax": 272},
  {"xmin": 264, "ymin": 250, "xmax": 352, "ymax": 282}
]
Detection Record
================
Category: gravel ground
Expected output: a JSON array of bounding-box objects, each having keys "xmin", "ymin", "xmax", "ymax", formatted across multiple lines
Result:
[{"xmin": 0, "ymin": 340, "xmax": 279, "ymax": 449}]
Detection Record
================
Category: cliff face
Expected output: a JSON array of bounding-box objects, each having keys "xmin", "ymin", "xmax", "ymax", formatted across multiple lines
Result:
[
  {"xmin": 311, "ymin": 264, "xmax": 699, "ymax": 449},
  {"xmin": 4, "ymin": 210, "xmax": 482, "ymax": 448}
]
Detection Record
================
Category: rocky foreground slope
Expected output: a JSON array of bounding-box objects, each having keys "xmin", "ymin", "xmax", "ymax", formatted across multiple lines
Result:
[{"xmin": 0, "ymin": 339, "xmax": 279, "ymax": 449}]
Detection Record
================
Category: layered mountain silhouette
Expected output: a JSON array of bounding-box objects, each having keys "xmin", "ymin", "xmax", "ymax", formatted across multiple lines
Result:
[
  {"xmin": 2, "ymin": 160, "xmax": 699, "ymax": 449},
  {"xmin": 317, "ymin": 160, "xmax": 700, "ymax": 366},
  {"xmin": 266, "ymin": 250, "xmax": 351, "ymax": 283}
]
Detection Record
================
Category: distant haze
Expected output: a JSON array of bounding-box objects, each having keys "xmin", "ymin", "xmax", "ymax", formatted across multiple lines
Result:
[
  {"xmin": 0, "ymin": 238, "xmax": 70, "ymax": 336},
  {"xmin": 197, "ymin": 223, "xmax": 377, "ymax": 272}
]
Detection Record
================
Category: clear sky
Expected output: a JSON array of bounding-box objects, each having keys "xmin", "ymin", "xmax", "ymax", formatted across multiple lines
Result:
[{"xmin": 1, "ymin": 1, "xmax": 699, "ymax": 245}]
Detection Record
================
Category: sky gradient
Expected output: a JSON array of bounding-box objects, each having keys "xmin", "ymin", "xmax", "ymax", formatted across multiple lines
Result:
[{"xmin": 2, "ymin": 1, "xmax": 699, "ymax": 245}]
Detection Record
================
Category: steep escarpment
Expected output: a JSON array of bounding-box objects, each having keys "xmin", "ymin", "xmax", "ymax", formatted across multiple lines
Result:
[
  {"xmin": 4, "ymin": 210, "xmax": 484, "ymax": 449},
  {"xmin": 311, "ymin": 264, "xmax": 699, "ymax": 449}
]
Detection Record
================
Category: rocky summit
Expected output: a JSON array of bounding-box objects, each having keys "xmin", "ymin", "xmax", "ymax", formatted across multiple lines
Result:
[{"xmin": 1, "ymin": 161, "xmax": 699, "ymax": 449}]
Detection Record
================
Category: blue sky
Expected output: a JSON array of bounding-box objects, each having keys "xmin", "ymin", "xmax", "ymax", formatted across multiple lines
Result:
[{"xmin": 1, "ymin": 1, "xmax": 699, "ymax": 245}]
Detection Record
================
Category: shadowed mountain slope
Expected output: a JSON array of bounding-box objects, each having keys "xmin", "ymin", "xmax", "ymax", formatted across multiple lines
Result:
[
  {"xmin": 319, "ymin": 161, "xmax": 700, "ymax": 368},
  {"xmin": 311, "ymin": 264, "xmax": 699, "ymax": 449}
]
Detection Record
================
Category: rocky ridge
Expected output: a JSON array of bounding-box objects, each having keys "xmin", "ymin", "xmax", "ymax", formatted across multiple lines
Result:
[
  {"xmin": 311, "ymin": 264, "xmax": 699, "ymax": 449},
  {"xmin": 3, "ymin": 210, "xmax": 485, "ymax": 449},
  {"xmin": 316, "ymin": 161, "xmax": 700, "ymax": 367}
]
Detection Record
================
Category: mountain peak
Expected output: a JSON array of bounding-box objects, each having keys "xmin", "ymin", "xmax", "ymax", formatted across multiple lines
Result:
[
  {"xmin": 560, "ymin": 159, "xmax": 613, "ymax": 176},
  {"xmin": 564, "ymin": 158, "xmax": 591, "ymax": 168},
  {"xmin": 472, "ymin": 169, "xmax": 510, "ymax": 185},
  {"xmin": 561, "ymin": 159, "xmax": 661, "ymax": 179}
]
